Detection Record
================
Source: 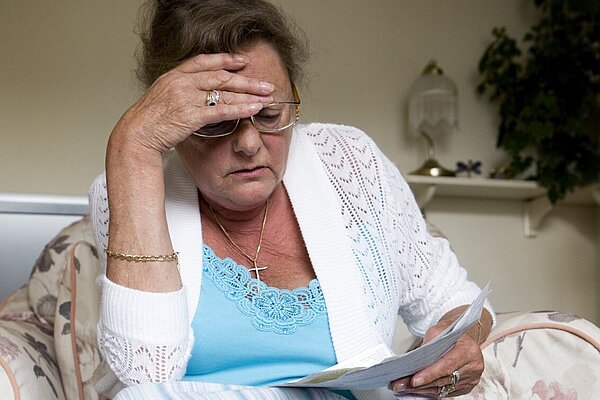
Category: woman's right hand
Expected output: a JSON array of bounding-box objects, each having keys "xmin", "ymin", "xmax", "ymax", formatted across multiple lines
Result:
[{"xmin": 109, "ymin": 53, "xmax": 275, "ymax": 156}]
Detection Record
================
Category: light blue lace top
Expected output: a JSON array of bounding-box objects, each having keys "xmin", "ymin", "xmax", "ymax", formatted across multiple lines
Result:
[{"xmin": 183, "ymin": 244, "xmax": 338, "ymax": 386}]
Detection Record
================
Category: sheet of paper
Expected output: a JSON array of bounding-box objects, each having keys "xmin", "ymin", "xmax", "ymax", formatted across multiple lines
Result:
[{"xmin": 280, "ymin": 282, "xmax": 491, "ymax": 390}]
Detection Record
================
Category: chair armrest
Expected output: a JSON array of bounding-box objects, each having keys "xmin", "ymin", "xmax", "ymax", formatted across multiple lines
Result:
[
  {"xmin": 0, "ymin": 287, "xmax": 65, "ymax": 400},
  {"xmin": 468, "ymin": 311, "xmax": 600, "ymax": 399},
  {"xmin": 395, "ymin": 310, "xmax": 600, "ymax": 398}
]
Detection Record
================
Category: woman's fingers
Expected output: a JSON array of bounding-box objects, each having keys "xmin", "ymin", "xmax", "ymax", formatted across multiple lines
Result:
[
  {"xmin": 412, "ymin": 336, "xmax": 482, "ymax": 385},
  {"xmin": 175, "ymin": 52, "xmax": 249, "ymax": 73},
  {"xmin": 194, "ymin": 101, "xmax": 264, "ymax": 126},
  {"xmin": 112, "ymin": 52, "xmax": 279, "ymax": 154},
  {"xmin": 186, "ymin": 68, "xmax": 275, "ymax": 96},
  {"xmin": 218, "ymin": 91, "xmax": 272, "ymax": 106},
  {"xmin": 175, "ymin": 53, "xmax": 275, "ymax": 96},
  {"xmin": 175, "ymin": 53, "xmax": 275, "ymax": 95},
  {"xmin": 390, "ymin": 334, "xmax": 484, "ymax": 398}
]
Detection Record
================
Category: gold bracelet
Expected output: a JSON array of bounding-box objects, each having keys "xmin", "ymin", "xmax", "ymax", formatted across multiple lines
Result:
[{"xmin": 105, "ymin": 249, "xmax": 179, "ymax": 264}]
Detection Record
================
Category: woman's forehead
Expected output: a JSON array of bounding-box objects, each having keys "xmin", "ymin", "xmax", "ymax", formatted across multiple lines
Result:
[{"xmin": 238, "ymin": 41, "xmax": 291, "ymax": 95}]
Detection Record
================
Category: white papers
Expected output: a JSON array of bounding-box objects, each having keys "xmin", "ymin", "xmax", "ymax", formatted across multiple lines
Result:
[{"xmin": 281, "ymin": 283, "xmax": 491, "ymax": 390}]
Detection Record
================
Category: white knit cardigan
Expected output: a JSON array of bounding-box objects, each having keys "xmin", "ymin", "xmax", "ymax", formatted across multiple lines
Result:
[{"xmin": 90, "ymin": 123, "xmax": 494, "ymax": 399}]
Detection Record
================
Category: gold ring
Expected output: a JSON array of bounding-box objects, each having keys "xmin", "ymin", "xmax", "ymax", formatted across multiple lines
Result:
[
  {"xmin": 205, "ymin": 90, "xmax": 220, "ymax": 106},
  {"xmin": 450, "ymin": 370, "xmax": 461, "ymax": 385},
  {"xmin": 438, "ymin": 383, "xmax": 456, "ymax": 398}
]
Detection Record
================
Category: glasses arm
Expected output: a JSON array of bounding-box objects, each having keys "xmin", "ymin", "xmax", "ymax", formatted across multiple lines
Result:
[{"xmin": 267, "ymin": 82, "xmax": 301, "ymax": 106}]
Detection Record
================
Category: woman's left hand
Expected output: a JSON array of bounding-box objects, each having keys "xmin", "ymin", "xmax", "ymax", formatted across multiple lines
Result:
[{"xmin": 388, "ymin": 320, "xmax": 484, "ymax": 398}]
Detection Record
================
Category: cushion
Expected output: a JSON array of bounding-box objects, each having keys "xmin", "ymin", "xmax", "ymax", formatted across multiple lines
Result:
[
  {"xmin": 54, "ymin": 238, "xmax": 105, "ymax": 400},
  {"xmin": 29, "ymin": 217, "xmax": 96, "ymax": 326},
  {"xmin": 0, "ymin": 286, "xmax": 65, "ymax": 400}
]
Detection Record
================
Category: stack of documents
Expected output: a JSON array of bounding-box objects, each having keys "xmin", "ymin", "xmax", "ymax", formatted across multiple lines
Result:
[{"xmin": 281, "ymin": 283, "xmax": 491, "ymax": 390}]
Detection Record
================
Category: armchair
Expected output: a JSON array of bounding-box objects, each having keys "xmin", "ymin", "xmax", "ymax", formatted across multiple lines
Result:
[{"xmin": 1, "ymin": 217, "xmax": 599, "ymax": 399}]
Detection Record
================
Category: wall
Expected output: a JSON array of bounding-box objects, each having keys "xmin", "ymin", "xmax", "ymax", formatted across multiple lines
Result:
[
  {"xmin": 426, "ymin": 198, "xmax": 598, "ymax": 322},
  {"xmin": 0, "ymin": 1, "xmax": 142, "ymax": 195},
  {"xmin": 1, "ymin": 1, "xmax": 598, "ymax": 323}
]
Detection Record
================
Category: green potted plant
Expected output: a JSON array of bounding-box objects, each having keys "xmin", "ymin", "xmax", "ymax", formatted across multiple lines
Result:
[{"xmin": 477, "ymin": 0, "xmax": 599, "ymax": 203}]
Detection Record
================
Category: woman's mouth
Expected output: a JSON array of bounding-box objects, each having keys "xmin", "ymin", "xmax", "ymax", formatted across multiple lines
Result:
[{"xmin": 230, "ymin": 166, "xmax": 267, "ymax": 178}]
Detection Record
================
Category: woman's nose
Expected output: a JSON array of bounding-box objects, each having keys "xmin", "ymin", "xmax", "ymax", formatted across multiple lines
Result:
[{"xmin": 231, "ymin": 119, "xmax": 262, "ymax": 156}]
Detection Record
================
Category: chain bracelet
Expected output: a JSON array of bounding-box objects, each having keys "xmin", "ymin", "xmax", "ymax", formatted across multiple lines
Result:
[{"xmin": 105, "ymin": 249, "xmax": 179, "ymax": 264}]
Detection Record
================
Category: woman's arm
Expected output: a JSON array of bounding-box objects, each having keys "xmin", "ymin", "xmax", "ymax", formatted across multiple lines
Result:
[
  {"xmin": 104, "ymin": 53, "xmax": 271, "ymax": 292},
  {"xmin": 95, "ymin": 53, "xmax": 274, "ymax": 384},
  {"xmin": 105, "ymin": 123, "xmax": 180, "ymax": 292}
]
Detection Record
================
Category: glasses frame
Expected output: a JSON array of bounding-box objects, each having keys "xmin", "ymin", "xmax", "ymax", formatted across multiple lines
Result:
[{"xmin": 193, "ymin": 83, "xmax": 301, "ymax": 138}]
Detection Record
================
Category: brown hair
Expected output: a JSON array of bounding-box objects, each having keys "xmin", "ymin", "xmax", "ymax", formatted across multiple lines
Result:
[{"xmin": 136, "ymin": 0, "xmax": 310, "ymax": 88}]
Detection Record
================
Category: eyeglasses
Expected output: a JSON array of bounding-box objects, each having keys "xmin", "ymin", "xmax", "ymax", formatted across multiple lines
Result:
[{"xmin": 193, "ymin": 84, "xmax": 301, "ymax": 138}]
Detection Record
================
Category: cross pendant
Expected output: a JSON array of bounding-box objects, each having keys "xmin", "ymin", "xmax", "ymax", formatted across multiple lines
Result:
[{"xmin": 251, "ymin": 263, "xmax": 268, "ymax": 281}]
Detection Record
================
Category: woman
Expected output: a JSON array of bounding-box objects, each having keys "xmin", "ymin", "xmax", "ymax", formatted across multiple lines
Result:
[{"xmin": 89, "ymin": 1, "xmax": 494, "ymax": 399}]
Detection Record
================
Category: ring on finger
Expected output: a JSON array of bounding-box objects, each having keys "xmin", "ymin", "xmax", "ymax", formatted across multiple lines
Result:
[
  {"xmin": 450, "ymin": 370, "xmax": 461, "ymax": 386},
  {"xmin": 438, "ymin": 383, "xmax": 456, "ymax": 398},
  {"xmin": 205, "ymin": 90, "xmax": 220, "ymax": 106}
]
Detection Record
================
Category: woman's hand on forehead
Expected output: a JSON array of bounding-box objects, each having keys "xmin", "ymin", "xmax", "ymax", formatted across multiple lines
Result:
[
  {"xmin": 176, "ymin": 53, "xmax": 275, "ymax": 97},
  {"xmin": 112, "ymin": 52, "xmax": 275, "ymax": 155}
]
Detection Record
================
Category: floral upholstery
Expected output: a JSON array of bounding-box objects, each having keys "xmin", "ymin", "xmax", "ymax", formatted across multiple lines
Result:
[
  {"xmin": 28, "ymin": 218, "xmax": 96, "ymax": 327},
  {"xmin": 1, "ymin": 217, "xmax": 599, "ymax": 400},
  {"xmin": 54, "ymin": 239, "xmax": 104, "ymax": 400},
  {"xmin": 0, "ymin": 218, "xmax": 106, "ymax": 400},
  {"xmin": 0, "ymin": 286, "xmax": 64, "ymax": 399},
  {"xmin": 461, "ymin": 311, "xmax": 600, "ymax": 399}
]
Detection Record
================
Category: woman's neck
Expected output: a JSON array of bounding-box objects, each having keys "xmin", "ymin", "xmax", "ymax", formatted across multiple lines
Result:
[{"xmin": 198, "ymin": 184, "xmax": 283, "ymax": 230}]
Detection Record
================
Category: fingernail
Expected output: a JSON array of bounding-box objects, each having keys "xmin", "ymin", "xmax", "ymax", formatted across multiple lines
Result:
[
  {"xmin": 392, "ymin": 382, "xmax": 406, "ymax": 392},
  {"xmin": 258, "ymin": 95, "xmax": 274, "ymax": 104},
  {"xmin": 235, "ymin": 55, "xmax": 249, "ymax": 63},
  {"xmin": 260, "ymin": 81, "xmax": 275, "ymax": 92},
  {"xmin": 248, "ymin": 103, "xmax": 263, "ymax": 112},
  {"xmin": 413, "ymin": 377, "xmax": 424, "ymax": 387}
]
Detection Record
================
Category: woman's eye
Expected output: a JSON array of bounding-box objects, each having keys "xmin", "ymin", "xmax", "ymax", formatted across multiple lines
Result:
[
  {"xmin": 255, "ymin": 112, "xmax": 283, "ymax": 128},
  {"xmin": 257, "ymin": 110, "xmax": 281, "ymax": 120},
  {"xmin": 197, "ymin": 120, "xmax": 237, "ymax": 136}
]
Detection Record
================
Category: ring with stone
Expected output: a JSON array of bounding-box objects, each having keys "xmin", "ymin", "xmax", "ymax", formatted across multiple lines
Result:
[
  {"xmin": 205, "ymin": 90, "xmax": 220, "ymax": 106},
  {"xmin": 438, "ymin": 383, "xmax": 456, "ymax": 398},
  {"xmin": 450, "ymin": 370, "xmax": 461, "ymax": 386}
]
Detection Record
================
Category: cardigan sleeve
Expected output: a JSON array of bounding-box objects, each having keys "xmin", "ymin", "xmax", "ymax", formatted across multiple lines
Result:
[
  {"xmin": 294, "ymin": 123, "xmax": 495, "ymax": 339},
  {"xmin": 89, "ymin": 174, "xmax": 193, "ymax": 385},
  {"xmin": 379, "ymin": 153, "xmax": 496, "ymax": 336}
]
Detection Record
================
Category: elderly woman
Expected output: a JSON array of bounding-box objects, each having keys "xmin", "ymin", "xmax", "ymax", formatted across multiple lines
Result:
[{"xmin": 89, "ymin": 0, "xmax": 494, "ymax": 399}]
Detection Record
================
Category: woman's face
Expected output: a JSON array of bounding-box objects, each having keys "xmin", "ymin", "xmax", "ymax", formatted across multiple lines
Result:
[{"xmin": 176, "ymin": 41, "xmax": 294, "ymax": 212}]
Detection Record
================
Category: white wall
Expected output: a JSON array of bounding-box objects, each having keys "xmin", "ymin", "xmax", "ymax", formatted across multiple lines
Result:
[
  {"xmin": 1, "ymin": 1, "xmax": 597, "ymax": 323},
  {"xmin": 426, "ymin": 198, "xmax": 598, "ymax": 322},
  {"xmin": 0, "ymin": 1, "xmax": 142, "ymax": 195}
]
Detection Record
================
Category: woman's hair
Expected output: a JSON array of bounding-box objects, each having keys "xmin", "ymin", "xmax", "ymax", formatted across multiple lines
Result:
[{"xmin": 136, "ymin": 0, "xmax": 310, "ymax": 88}]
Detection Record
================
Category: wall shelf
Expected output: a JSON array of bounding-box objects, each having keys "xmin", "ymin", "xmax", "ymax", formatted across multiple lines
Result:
[{"xmin": 405, "ymin": 175, "xmax": 599, "ymax": 238}]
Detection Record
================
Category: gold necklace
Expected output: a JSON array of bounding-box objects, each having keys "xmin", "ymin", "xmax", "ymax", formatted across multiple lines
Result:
[{"xmin": 209, "ymin": 200, "xmax": 269, "ymax": 281}]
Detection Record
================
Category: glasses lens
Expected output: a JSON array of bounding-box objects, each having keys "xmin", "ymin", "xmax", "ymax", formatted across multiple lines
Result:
[
  {"xmin": 253, "ymin": 104, "xmax": 297, "ymax": 132},
  {"xmin": 196, "ymin": 120, "xmax": 238, "ymax": 137}
]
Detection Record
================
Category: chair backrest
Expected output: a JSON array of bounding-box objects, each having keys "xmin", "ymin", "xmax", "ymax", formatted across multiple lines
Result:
[{"xmin": 0, "ymin": 193, "xmax": 88, "ymax": 300}]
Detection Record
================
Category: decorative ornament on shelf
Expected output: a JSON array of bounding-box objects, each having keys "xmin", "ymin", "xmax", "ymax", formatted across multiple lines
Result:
[
  {"xmin": 456, "ymin": 160, "xmax": 482, "ymax": 178},
  {"xmin": 408, "ymin": 59, "xmax": 458, "ymax": 177}
]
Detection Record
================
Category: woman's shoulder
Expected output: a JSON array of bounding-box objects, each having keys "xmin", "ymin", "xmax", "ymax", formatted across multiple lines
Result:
[
  {"xmin": 296, "ymin": 122, "xmax": 374, "ymax": 142},
  {"xmin": 297, "ymin": 122, "xmax": 389, "ymax": 159}
]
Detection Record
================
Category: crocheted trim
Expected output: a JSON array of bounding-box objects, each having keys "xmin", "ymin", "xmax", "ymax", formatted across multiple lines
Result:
[{"xmin": 202, "ymin": 245, "xmax": 326, "ymax": 335}]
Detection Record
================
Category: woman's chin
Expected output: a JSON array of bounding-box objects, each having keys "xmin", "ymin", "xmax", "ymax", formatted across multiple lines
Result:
[{"xmin": 217, "ymin": 182, "xmax": 280, "ymax": 211}]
